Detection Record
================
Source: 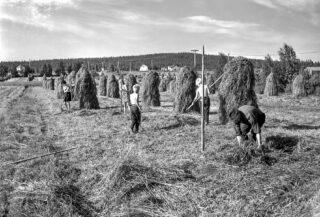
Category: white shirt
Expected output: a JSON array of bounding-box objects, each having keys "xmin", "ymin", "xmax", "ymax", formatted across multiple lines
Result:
[
  {"xmin": 196, "ymin": 85, "xmax": 210, "ymax": 98},
  {"xmin": 130, "ymin": 93, "xmax": 139, "ymax": 105},
  {"xmin": 63, "ymin": 85, "xmax": 70, "ymax": 93}
]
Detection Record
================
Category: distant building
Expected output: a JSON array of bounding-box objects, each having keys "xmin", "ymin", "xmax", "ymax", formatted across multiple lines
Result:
[
  {"xmin": 139, "ymin": 64, "xmax": 149, "ymax": 72},
  {"xmin": 306, "ymin": 67, "xmax": 320, "ymax": 76}
]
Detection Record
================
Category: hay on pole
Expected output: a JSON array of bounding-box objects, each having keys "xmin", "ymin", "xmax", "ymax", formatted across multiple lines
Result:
[
  {"xmin": 125, "ymin": 73, "xmax": 137, "ymax": 95},
  {"xmin": 73, "ymin": 66, "xmax": 96, "ymax": 100},
  {"xmin": 47, "ymin": 78, "xmax": 54, "ymax": 90},
  {"xmin": 174, "ymin": 67, "xmax": 199, "ymax": 113},
  {"xmin": 42, "ymin": 74, "xmax": 47, "ymax": 88},
  {"xmin": 169, "ymin": 79, "xmax": 176, "ymax": 94},
  {"xmin": 55, "ymin": 77, "xmax": 65, "ymax": 99},
  {"xmin": 292, "ymin": 74, "xmax": 307, "ymax": 97},
  {"xmin": 142, "ymin": 71, "xmax": 161, "ymax": 107},
  {"xmin": 98, "ymin": 74, "xmax": 107, "ymax": 96},
  {"xmin": 218, "ymin": 57, "xmax": 258, "ymax": 124},
  {"xmin": 159, "ymin": 78, "xmax": 167, "ymax": 92},
  {"xmin": 79, "ymin": 70, "xmax": 100, "ymax": 109},
  {"xmin": 207, "ymin": 73, "xmax": 215, "ymax": 94},
  {"xmin": 107, "ymin": 74, "xmax": 120, "ymax": 98},
  {"xmin": 264, "ymin": 72, "xmax": 278, "ymax": 96},
  {"xmin": 67, "ymin": 71, "xmax": 76, "ymax": 86}
]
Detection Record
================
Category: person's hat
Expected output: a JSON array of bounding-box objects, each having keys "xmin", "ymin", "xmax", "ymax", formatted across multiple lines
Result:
[
  {"xmin": 133, "ymin": 84, "xmax": 140, "ymax": 90},
  {"xmin": 196, "ymin": 78, "xmax": 202, "ymax": 86}
]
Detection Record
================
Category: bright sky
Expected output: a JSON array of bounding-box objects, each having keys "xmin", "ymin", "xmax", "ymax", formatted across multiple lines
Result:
[{"xmin": 0, "ymin": 0, "xmax": 320, "ymax": 61}]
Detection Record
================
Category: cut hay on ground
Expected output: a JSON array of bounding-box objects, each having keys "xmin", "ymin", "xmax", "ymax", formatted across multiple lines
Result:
[
  {"xmin": 218, "ymin": 57, "xmax": 257, "ymax": 124},
  {"xmin": 174, "ymin": 67, "xmax": 198, "ymax": 113},
  {"xmin": 142, "ymin": 71, "xmax": 161, "ymax": 107},
  {"xmin": 79, "ymin": 70, "xmax": 100, "ymax": 109},
  {"xmin": 98, "ymin": 74, "xmax": 107, "ymax": 96},
  {"xmin": 125, "ymin": 73, "xmax": 137, "ymax": 95},
  {"xmin": 264, "ymin": 72, "xmax": 278, "ymax": 96},
  {"xmin": 292, "ymin": 74, "xmax": 307, "ymax": 97},
  {"xmin": 107, "ymin": 74, "xmax": 120, "ymax": 98}
]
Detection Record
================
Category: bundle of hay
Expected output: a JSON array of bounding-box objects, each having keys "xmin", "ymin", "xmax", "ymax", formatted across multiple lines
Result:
[
  {"xmin": 254, "ymin": 68, "xmax": 266, "ymax": 94},
  {"xmin": 42, "ymin": 74, "xmax": 47, "ymax": 88},
  {"xmin": 169, "ymin": 80, "xmax": 176, "ymax": 94},
  {"xmin": 174, "ymin": 67, "xmax": 198, "ymax": 113},
  {"xmin": 142, "ymin": 71, "xmax": 161, "ymax": 106},
  {"xmin": 107, "ymin": 74, "xmax": 120, "ymax": 98},
  {"xmin": 292, "ymin": 74, "xmax": 307, "ymax": 97},
  {"xmin": 74, "ymin": 67, "xmax": 97, "ymax": 101},
  {"xmin": 47, "ymin": 78, "xmax": 54, "ymax": 90},
  {"xmin": 218, "ymin": 57, "xmax": 257, "ymax": 124},
  {"xmin": 67, "ymin": 71, "xmax": 76, "ymax": 86},
  {"xmin": 55, "ymin": 77, "xmax": 65, "ymax": 99},
  {"xmin": 98, "ymin": 74, "xmax": 107, "ymax": 96},
  {"xmin": 125, "ymin": 73, "xmax": 137, "ymax": 95},
  {"xmin": 264, "ymin": 72, "xmax": 278, "ymax": 96},
  {"xmin": 159, "ymin": 78, "xmax": 167, "ymax": 92},
  {"xmin": 206, "ymin": 73, "xmax": 215, "ymax": 94},
  {"xmin": 79, "ymin": 70, "xmax": 100, "ymax": 109}
]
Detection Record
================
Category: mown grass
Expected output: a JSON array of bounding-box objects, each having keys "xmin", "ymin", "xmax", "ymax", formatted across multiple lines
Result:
[{"xmin": 1, "ymin": 85, "xmax": 320, "ymax": 216}]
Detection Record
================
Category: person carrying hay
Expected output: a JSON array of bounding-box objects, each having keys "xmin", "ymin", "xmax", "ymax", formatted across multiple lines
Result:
[
  {"xmin": 62, "ymin": 82, "xmax": 72, "ymax": 112},
  {"xmin": 129, "ymin": 84, "xmax": 141, "ymax": 133},
  {"xmin": 228, "ymin": 101, "xmax": 265, "ymax": 150},
  {"xmin": 189, "ymin": 78, "xmax": 211, "ymax": 125}
]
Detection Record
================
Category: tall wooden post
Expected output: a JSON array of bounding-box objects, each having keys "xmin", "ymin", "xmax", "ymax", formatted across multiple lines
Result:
[{"xmin": 201, "ymin": 45, "xmax": 205, "ymax": 152}]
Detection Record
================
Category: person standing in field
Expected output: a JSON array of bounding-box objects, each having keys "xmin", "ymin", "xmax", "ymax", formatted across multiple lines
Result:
[
  {"xmin": 228, "ymin": 102, "xmax": 266, "ymax": 151},
  {"xmin": 189, "ymin": 78, "xmax": 211, "ymax": 125},
  {"xmin": 119, "ymin": 75, "xmax": 130, "ymax": 114},
  {"xmin": 129, "ymin": 84, "xmax": 141, "ymax": 133},
  {"xmin": 62, "ymin": 83, "xmax": 72, "ymax": 112}
]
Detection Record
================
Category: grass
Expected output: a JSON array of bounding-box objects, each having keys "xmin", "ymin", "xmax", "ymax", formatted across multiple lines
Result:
[{"xmin": 1, "ymin": 84, "xmax": 320, "ymax": 216}]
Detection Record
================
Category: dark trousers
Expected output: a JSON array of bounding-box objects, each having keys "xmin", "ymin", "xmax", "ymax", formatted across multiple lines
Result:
[
  {"xmin": 130, "ymin": 105, "xmax": 141, "ymax": 133},
  {"xmin": 199, "ymin": 97, "xmax": 210, "ymax": 124}
]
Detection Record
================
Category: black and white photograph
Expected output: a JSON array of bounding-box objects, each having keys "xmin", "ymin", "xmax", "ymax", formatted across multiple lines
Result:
[{"xmin": 1, "ymin": 0, "xmax": 320, "ymax": 216}]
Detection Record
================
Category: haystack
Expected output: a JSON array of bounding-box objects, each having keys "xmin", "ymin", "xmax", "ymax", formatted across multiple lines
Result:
[
  {"xmin": 264, "ymin": 72, "xmax": 278, "ymax": 96},
  {"xmin": 98, "ymin": 74, "xmax": 107, "ymax": 96},
  {"xmin": 207, "ymin": 73, "xmax": 215, "ymax": 94},
  {"xmin": 55, "ymin": 77, "xmax": 65, "ymax": 99},
  {"xmin": 142, "ymin": 71, "xmax": 160, "ymax": 106},
  {"xmin": 169, "ymin": 80, "xmax": 176, "ymax": 94},
  {"xmin": 218, "ymin": 57, "xmax": 257, "ymax": 124},
  {"xmin": 42, "ymin": 74, "xmax": 47, "ymax": 89},
  {"xmin": 292, "ymin": 74, "xmax": 307, "ymax": 97},
  {"xmin": 47, "ymin": 78, "xmax": 54, "ymax": 90},
  {"xmin": 79, "ymin": 70, "xmax": 100, "ymax": 109},
  {"xmin": 67, "ymin": 71, "xmax": 76, "ymax": 86},
  {"xmin": 74, "ymin": 67, "xmax": 97, "ymax": 101},
  {"xmin": 107, "ymin": 74, "xmax": 120, "ymax": 98},
  {"xmin": 174, "ymin": 67, "xmax": 198, "ymax": 113},
  {"xmin": 159, "ymin": 78, "xmax": 167, "ymax": 92},
  {"xmin": 125, "ymin": 73, "xmax": 137, "ymax": 95}
]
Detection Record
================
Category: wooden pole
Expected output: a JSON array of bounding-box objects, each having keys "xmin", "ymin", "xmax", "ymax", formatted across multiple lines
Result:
[{"xmin": 201, "ymin": 45, "xmax": 205, "ymax": 152}]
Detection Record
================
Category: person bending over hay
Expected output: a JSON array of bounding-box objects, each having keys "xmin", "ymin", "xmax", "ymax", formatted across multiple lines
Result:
[
  {"xmin": 79, "ymin": 70, "xmax": 100, "ymax": 109},
  {"xmin": 189, "ymin": 78, "xmax": 211, "ymax": 125},
  {"xmin": 142, "ymin": 71, "xmax": 161, "ymax": 107},
  {"xmin": 129, "ymin": 84, "xmax": 141, "ymax": 133},
  {"xmin": 218, "ymin": 57, "xmax": 258, "ymax": 124},
  {"xmin": 228, "ymin": 101, "xmax": 266, "ymax": 151},
  {"xmin": 119, "ymin": 75, "xmax": 130, "ymax": 114}
]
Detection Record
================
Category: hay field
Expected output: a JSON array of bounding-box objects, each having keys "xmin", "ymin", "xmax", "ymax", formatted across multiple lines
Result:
[{"xmin": 1, "ymin": 84, "xmax": 320, "ymax": 216}]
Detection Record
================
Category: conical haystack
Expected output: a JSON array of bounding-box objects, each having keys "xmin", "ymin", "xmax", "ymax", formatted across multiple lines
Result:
[
  {"xmin": 107, "ymin": 74, "xmax": 120, "ymax": 98},
  {"xmin": 79, "ymin": 70, "xmax": 100, "ymax": 109},
  {"xmin": 264, "ymin": 72, "xmax": 278, "ymax": 96},
  {"xmin": 174, "ymin": 67, "xmax": 199, "ymax": 113},
  {"xmin": 218, "ymin": 57, "xmax": 257, "ymax": 124},
  {"xmin": 98, "ymin": 74, "xmax": 107, "ymax": 96},
  {"xmin": 142, "ymin": 71, "xmax": 161, "ymax": 107},
  {"xmin": 292, "ymin": 74, "xmax": 307, "ymax": 97}
]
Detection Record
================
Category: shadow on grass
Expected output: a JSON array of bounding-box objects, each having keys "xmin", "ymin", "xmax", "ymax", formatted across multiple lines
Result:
[
  {"xmin": 265, "ymin": 135, "xmax": 299, "ymax": 153},
  {"xmin": 158, "ymin": 115, "xmax": 200, "ymax": 130},
  {"xmin": 283, "ymin": 124, "xmax": 320, "ymax": 130}
]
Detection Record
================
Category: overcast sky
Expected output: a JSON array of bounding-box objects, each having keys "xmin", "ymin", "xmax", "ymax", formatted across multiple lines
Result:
[{"xmin": 0, "ymin": 0, "xmax": 319, "ymax": 61}]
